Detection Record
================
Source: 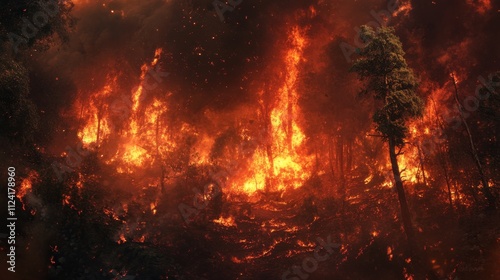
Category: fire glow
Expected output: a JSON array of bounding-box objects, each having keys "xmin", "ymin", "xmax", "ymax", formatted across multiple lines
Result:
[
  {"xmin": 8, "ymin": 1, "xmax": 499, "ymax": 279},
  {"xmin": 73, "ymin": 27, "xmax": 317, "ymax": 196}
]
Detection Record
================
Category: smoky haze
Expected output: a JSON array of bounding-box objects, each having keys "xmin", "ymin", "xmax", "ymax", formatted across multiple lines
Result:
[{"xmin": 25, "ymin": 0, "xmax": 499, "ymax": 144}]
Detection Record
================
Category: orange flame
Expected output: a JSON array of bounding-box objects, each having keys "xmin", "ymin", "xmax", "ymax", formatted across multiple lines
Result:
[{"xmin": 232, "ymin": 26, "xmax": 314, "ymax": 195}]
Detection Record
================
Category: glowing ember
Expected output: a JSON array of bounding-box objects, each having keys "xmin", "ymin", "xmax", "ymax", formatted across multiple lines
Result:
[
  {"xmin": 213, "ymin": 216, "xmax": 236, "ymax": 227},
  {"xmin": 117, "ymin": 234, "xmax": 127, "ymax": 244},
  {"xmin": 17, "ymin": 171, "xmax": 38, "ymax": 209}
]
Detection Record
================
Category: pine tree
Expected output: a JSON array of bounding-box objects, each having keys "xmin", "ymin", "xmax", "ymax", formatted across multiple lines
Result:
[{"xmin": 351, "ymin": 26, "xmax": 424, "ymax": 247}]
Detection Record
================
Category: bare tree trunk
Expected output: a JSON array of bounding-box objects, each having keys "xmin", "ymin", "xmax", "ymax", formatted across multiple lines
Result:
[
  {"xmin": 338, "ymin": 135, "xmax": 346, "ymax": 212},
  {"xmin": 96, "ymin": 105, "xmax": 102, "ymax": 149},
  {"xmin": 388, "ymin": 137, "xmax": 416, "ymax": 247},
  {"xmin": 451, "ymin": 74, "xmax": 496, "ymax": 209},
  {"xmin": 347, "ymin": 140, "xmax": 353, "ymax": 173},
  {"xmin": 436, "ymin": 138, "xmax": 454, "ymax": 210},
  {"xmin": 338, "ymin": 135, "xmax": 344, "ymax": 182},
  {"xmin": 453, "ymin": 180, "xmax": 464, "ymax": 214},
  {"xmin": 388, "ymin": 137, "xmax": 436, "ymax": 279},
  {"xmin": 287, "ymin": 89, "xmax": 293, "ymax": 151},
  {"xmin": 328, "ymin": 136, "xmax": 335, "ymax": 197},
  {"xmin": 155, "ymin": 113, "xmax": 165, "ymax": 193},
  {"xmin": 441, "ymin": 157, "xmax": 454, "ymax": 210},
  {"xmin": 328, "ymin": 136, "xmax": 335, "ymax": 178},
  {"xmin": 263, "ymin": 106, "xmax": 274, "ymax": 192},
  {"xmin": 416, "ymin": 143, "xmax": 427, "ymax": 186}
]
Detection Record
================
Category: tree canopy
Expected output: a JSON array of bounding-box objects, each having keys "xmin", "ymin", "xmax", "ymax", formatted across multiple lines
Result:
[
  {"xmin": 351, "ymin": 26, "xmax": 424, "ymax": 146},
  {"xmin": 0, "ymin": 56, "xmax": 39, "ymax": 145},
  {"xmin": 0, "ymin": 0, "xmax": 74, "ymax": 52}
]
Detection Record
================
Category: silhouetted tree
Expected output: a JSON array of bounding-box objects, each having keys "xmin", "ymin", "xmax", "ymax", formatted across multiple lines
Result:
[
  {"xmin": 351, "ymin": 26, "xmax": 424, "ymax": 249},
  {"xmin": 0, "ymin": 0, "xmax": 74, "ymax": 53},
  {"xmin": 0, "ymin": 56, "xmax": 39, "ymax": 145}
]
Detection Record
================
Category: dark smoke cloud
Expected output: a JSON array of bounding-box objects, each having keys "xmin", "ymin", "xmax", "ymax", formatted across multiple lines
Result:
[
  {"xmin": 27, "ymin": 0, "xmax": 499, "ymax": 141},
  {"xmin": 399, "ymin": 0, "xmax": 500, "ymax": 86},
  {"xmin": 32, "ymin": 0, "xmax": 316, "ymax": 114}
]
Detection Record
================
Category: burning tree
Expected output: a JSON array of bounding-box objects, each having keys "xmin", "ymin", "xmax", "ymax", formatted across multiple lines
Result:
[{"xmin": 350, "ymin": 26, "xmax": 424, "ymax": 249}]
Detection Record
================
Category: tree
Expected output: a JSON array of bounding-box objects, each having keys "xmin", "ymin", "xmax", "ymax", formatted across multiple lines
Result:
[
  {"xmin": 476, "ymin": 73, "xmax": 499, "ymax": 206},
  {"xmin": 0, "ymin": 56, "xmax": 39, "ymax": 145},
  {"xmin": 350, "ymin": 26, "xmax": 424, "ymax": 248},
  {"xmin": 0, "ymin": 0, "xmax": 74, "ymax": 53},
  {"xmin": 451, "ymin": 73, "xmax": 496, "ymax": 210}
]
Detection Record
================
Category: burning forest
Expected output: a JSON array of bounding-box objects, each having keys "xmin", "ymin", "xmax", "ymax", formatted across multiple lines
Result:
[{"xmin": 1, "ymin": 0, "xmax": 499, "ymax": 279}]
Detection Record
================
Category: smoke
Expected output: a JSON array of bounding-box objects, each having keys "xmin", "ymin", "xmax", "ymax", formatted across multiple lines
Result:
[
  {"xmin": 25, "ymin": 0, "xmax": 499, "ymax": 146},
  {"xmin": 399, "ymin": 0, "xmax": 500, "ymax": 86}
]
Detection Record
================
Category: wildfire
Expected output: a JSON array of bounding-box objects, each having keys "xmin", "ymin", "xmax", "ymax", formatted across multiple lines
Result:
[
  {"xmin": 117, "ymin": 233, "xmax": 127, "ymax": 244},
  {"xmin": 392, "ymin": 0, "xmax": 412, "ymax": 17},
  {"xmin": 467, "ymin": 0, "xmax": 492, "ymax": 14},
  {"xmin": 73, "ymin": 26, "xmax": 315, "ymax": 197},
  {"xmin": 213, "ymin": 216, "xmax": 236, "ymax": 227},
  {"xmin": 232, "ymin": 26, "xmax": 314, "ymax": 195},
  {"xmin": 75, "ymin": 48, "xmax": 178, "ymax": 175},
  {"xmin": 398, "ymin": 151, "xmax": 424, "ymax": 184},
  {"xmin": 77, "ymin": 78, "xmax": 116, "ymax": 146},
  {"xmin": 150, "ymin": 202, "xmax": 157, "ymax": 215},
  {"xmin": 17, "ymin": 171, "xmax": 38, "ymax": 210}
]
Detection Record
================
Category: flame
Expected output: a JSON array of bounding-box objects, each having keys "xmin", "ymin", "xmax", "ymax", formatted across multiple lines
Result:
[
  {"xmin": 213, "ymin": 216, "xmax": 236, "ymax": 227},
  {"xmin": 74, "ymin": 28, "xmax": 313, "ymax": 196},
  {"xmin": 62, "ymin": 194, "xmax": 71, "ymax": 206},
  {"xmin": 117, "ymin": 233, "xmax": 127, "ymax": 244},
  {"xmin": 466, "ymin": 0, "xmax": 492, "ymax": 14},
  {"xmin": 17, "ymin": 171, "xmax": 38, "ymax": 210},
  {"xmin": 17, "ymin": 174, "xmax": 33, "ymax": 200},
  {"xmin": 393, "ymin": 0, "xmax": 412, "ymax": 17},
  {"xmin": 77, "ymin": 78, "xmax": 116, "ymax": 146},
  {"xmin": 150, "ymin": 202, "xmax": 157, "ymax": 215},
  {"xmin": 234, "ymin": 26, "xmax": 313, "ymax": 194},
  {"xmin": 75, "ymin": 49, "xmax": 179, "ymax": 174},
  {"xmin": 137, "ymin": 235, "xmax": 146, "ymax": 243}
]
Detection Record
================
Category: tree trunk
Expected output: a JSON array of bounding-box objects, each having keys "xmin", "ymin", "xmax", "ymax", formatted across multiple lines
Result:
[
  {"xmin": 347, "ymin": 140, "xmax": 353, "ymax": 173},
  {"xmin": 264, "ymin": 110, "xmax": 274, "ymax": 192},
  {"xmin": 287, "ymin": 88, "xmax": 293, "ymax": 151},
  {"xmin": 441, "ymin": 157, "xmax": 454, "ymax": 210},
  {"xmin": 388, "ymin": 137, "xmax": 416, "ymax": 246},
  {"xmin": 437, "ymin": 141, "xmax": 454, "ymax": 210},
  {"xmin": 451, "ymin": 74, "xmax": 496, "ymax": 209},
  {"xmin": 96, "ymin": 105, "xmax": 102, "ymax": 149},
  {"xmin": 155, "ymin": 113, "xmax": 165, "ymax": 193},
  {"xmin": 416, "ymin": 143, "xmax": 427, "ymax": 186},
  {"xmin": 328, "ymin": 136, "xmax": 335, "ymax": 197},
  {"xmin": 389, "ymin": 137, "xmax": 435, "ymax": 279},
  {"xmin": 338, "ymin": 135, "xmax": 346, "ymax": 212}
]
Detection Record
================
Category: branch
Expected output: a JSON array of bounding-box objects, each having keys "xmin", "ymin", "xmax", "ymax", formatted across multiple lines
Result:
[
  {"xmin": 396, "ymin": 146, "xmax": 404, "ymax": 156},
  {"xmin": 366, "ymin": 134, "xmax": 385, "ymax": 138}
]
